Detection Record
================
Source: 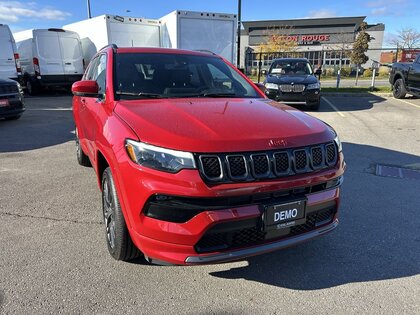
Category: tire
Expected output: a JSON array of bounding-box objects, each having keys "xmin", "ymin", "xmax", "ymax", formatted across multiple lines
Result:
[
  {"xmin": 75, "ymin": 128, "xmax": 91, "ymax": 167},
  {"xmin": 393, "ymin": 78, "xmax": 407, "ymax": 99},
  {"xmin": 307, "ymin": 99, "xmax": 320, "ymax": 111},
  {"xmin": 102, "ymin": 167, "xmax": 142, "ymax": 261},
  {"xmin": 25, "ymin": 78, "xmax": 38, "ymax": 96},
  {"xmin": 5, "ymin": 115, "xmax": 21, "ymax": 121}
]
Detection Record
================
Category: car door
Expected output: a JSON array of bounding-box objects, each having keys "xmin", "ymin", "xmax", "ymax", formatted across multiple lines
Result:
[
  {"xmin": 408, "ymin": 55, "xmax": 420, "ymax": 91},
  {"xmin": 77, "ymin": 56, "xmax": 99, "ymax": 158},
  {"xmin": 0, "ymin": 26, "xmax": 18, "ymax": 79},
  {"xmin": 83, "ymin": 53, "xmax": 107, "ymax": 163},
  {"xmin": 58, "ymin": 32, "xmax": 84, "ymax": 78},
  {"xmin": 35, "ymin": 30, "xmax": 64, "ymax": 76}
]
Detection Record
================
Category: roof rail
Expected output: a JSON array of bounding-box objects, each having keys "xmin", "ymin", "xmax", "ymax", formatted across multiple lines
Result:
[
  {"xmin": 99, "ymin": 43, "xmax": 118, "ymax": 52},
  {"xmin": 194, "ymin": 49, "xmax": 217, "ymax": 56}
]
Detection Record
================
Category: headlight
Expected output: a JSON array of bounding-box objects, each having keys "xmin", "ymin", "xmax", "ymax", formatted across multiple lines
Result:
[
  {"xmin": 264, "ymin": 83, "xmax": 279, "ymax": 90},
  {"xmin": 334, "ymin": 135, "xmax": 342, "ymax": 152},
  {"xmin": 125, "ymin": 139, "xmax": 196, "ymax": 173},
  {"xmin": 307, "ymin": 82, "xmax": 320, "ymax": 90}
]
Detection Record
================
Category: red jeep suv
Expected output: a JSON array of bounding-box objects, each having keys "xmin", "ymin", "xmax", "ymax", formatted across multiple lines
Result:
[{"xmin": 72, "ymin": 45, "xmax": 345, "ymax": 265}]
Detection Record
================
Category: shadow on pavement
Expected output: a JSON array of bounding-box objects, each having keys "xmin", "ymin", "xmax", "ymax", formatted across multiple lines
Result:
[
  {"xmin": 284, "ymin": 94, "xmax": 388, "ymax": 113},
  {"xmin": 24, "ymin": 88, "xmax": 72, "ymax": 98},
  {"xmin": 319, "ymin": 94, "xmax": 387, "ymax": 112},
  {"xmin": 0, "ymin": 95, "xmax": 74, "ymax": 152},
  {"xmin": 210, "ymin": 143, "xmax": 420, "ymax": 289}
]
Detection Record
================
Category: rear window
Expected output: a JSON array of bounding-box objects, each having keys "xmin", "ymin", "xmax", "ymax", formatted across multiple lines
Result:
[{"xmin": 114, "ymin": 53, "xmax": 259, "ymax": 99}]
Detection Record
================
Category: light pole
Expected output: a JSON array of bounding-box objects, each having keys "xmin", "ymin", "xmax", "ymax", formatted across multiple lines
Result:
[
  {"xmin": 87, "ymin": 0, "xmax": 92, "ymax": 19},
  {"xmin": 237, "ymin": 0, "xmax": 241, "ymax": 69}
]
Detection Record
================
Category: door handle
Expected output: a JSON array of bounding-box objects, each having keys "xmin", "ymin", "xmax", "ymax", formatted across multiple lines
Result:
[
  {"xmin": 65, "ymin": 62, "xmax": 72, "ymax": 65},
  {"xmin": 81, "ymin": 98, "xmax": 86, "ymax": 105}
]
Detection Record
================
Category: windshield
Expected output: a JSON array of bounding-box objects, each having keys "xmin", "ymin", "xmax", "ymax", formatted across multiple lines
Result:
[
  {"xmin": 114, "ymin": 53, "xmax": 260, "ymax": 99},
  {"xmin": 269, "ymin": 60, "xmax": 313, "ymax": 76}
]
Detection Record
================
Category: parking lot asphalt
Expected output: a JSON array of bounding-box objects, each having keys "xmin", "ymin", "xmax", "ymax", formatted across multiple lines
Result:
[{"xmin": 0, "ymin": 93, "xmax": 419, "ymax": 314}]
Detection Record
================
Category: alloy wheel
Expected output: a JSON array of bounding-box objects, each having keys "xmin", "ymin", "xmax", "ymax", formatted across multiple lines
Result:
[{"xmin": 103, "ymin": 178, "xmax": 116, "ymax": 249}]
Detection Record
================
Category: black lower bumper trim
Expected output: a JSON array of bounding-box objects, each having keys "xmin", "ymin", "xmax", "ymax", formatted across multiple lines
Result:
[{"xmin": 185, "ymin": 219, "xmax": 338, "ymax": 264}]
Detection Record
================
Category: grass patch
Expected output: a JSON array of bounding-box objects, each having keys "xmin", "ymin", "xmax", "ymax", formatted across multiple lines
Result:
[{"xmin": 322, "ymin": 86, "xmax": 392, "ymax": 93}]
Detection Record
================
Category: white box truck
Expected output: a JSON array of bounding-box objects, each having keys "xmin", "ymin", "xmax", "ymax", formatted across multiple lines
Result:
[
  {"xmin": 14, "ymin": 28, "xmax": 84, "ymax": 94},
  {"xmin": 0, "ymin": 24, "xmax": 21, "ymax": 81},
  {"xmin": 159, "ymin": 10, "xmax": 237, "ymax": 64},
  {"xmin": 63, "ymin": 15, "xmax": 161, "ymax": 64}
]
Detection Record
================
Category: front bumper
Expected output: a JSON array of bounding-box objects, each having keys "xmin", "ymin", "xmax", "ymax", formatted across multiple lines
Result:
[
  {"xmin": 0, "ymin": 93, "xmax": 25, "ymax": 118},
  {"xmin": 266, "ymin": 88, "xmax": 320, "ymax": 103},
  {"xmin": 115, "ymin": 152, "xmax": 345, "ymax": 265},
  {"xmin": 185, "ymin": 218, "xmax": 338, "ymax": 264}
]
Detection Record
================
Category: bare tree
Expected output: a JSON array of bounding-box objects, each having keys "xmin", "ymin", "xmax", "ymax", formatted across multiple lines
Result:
[
  {"xmin": 326, "ymin": 32, "xmax": 353, "ymax": 70},
  {"xmin": 387, "ymin": 28, "xmax": 420, "ymax": 49}
]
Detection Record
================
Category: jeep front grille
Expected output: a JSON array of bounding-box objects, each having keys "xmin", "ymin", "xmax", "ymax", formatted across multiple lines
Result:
[{"xmin": 197, "ymin": 141, "xmax": 338, "ymax": 183}]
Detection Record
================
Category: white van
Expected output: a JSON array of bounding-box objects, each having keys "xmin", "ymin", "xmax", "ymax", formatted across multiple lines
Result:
[
  {"xmin": 14, "ymin": 28, "xmax": 84, "ymax": 94},
  {"xmin": 64, "ymin": 14, "xmax": 161, "ymax": 65},
  {"xmin": 0, "ymin": 24, "xmax": 21, "ymax": 81}
]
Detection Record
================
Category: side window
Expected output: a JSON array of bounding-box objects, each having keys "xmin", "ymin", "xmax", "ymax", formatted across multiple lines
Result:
[
  {"xmin": 93, "ymin": 54, "xmax": 107, "ymax": 93},
  {"xmin": 84, "ymin": 57, "xmax": 98, "ymax": 80}
]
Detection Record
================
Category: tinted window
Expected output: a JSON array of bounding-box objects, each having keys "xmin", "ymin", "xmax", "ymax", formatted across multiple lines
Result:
[{"xmin": 114, "ymin": 53, "xmax": 259, "ymax": 99}]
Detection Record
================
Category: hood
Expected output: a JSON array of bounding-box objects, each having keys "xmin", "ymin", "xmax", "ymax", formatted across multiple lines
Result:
[
  {"xmin": 0, "ymin": 78, "xmax": 18, "ymax": 86},
  {"xmin": 265, "ymin": 74, "xmax": 318, "ymax": 85},
  {"xmin": 114, "ymin": 98, "xmax": 334, "ymax": 153}
]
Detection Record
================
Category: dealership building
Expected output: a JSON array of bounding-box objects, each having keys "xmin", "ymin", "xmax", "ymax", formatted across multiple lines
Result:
[{"xmin": 239, "ymin": 16, "xmax": 385, "ymax": 72}]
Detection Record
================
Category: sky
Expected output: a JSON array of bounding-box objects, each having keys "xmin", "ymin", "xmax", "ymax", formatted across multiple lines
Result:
[{"xmin": 1, "ymin": 0, "xmax": 419, "ymax": 41}]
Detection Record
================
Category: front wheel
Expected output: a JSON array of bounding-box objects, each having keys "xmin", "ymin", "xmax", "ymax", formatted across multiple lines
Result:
[
  {"xmin": 102, "ymin": 167, "xmax": 142, "ymax": 261},
  {"xmin": 25, "ymin": 79, "xmax": 38, "ymax": 96},
  {"xmin": 393, "ymin": 78, "xmax": 407, "ymax": 99}
]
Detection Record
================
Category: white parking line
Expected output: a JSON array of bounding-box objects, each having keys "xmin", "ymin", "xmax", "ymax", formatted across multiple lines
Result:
[
  {"xmin": 321, "ymin": 97, "xmax": 345, "ymax": 117},
  {"xmin": 26, "ymin": 108, "xmax": 72, "ymax": 111},
  {"xmin": 391, "ymin": 98, "xmax": 420, "ymax": 109}
]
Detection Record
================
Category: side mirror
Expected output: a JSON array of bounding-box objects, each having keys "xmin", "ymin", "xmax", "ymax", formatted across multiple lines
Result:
[
  {"xmin": 254, "ymin": 83, "xmax": 266, "ymax": 93},
  {"xmin": 72, "ymin": 80, "xmax": 99, "ymax": 97},
  {"xmin": 261, "ymin": 69, "xmax": 267, "ymax": 75},
  {"xmin": 314, "ymin": 69, "xmax": 322, "ymax": 75}
]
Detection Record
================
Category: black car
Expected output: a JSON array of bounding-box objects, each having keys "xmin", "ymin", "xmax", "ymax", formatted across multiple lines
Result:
[
  {"xmin": 264, "ymin": 58, "xmax": 321, "ymax": 110},
  {"xmin": 0, "ymin": 78, "xmax": 25, "ymax": 120}
]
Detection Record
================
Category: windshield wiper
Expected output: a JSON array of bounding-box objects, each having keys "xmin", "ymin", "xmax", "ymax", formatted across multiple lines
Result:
[
  {"xmin": 116, "ymin": 91, "xmax": 165, "ymax": 99},
  {"xmin": 197, "ymin": 91, "xmax": 238, "ymax": 98}
]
